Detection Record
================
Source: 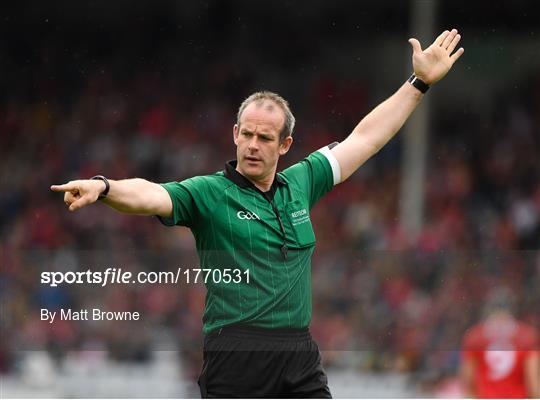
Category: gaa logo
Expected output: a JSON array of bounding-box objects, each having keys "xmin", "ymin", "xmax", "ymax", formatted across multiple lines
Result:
[{"xmin": 237, "ymin": 210, "xmax": 260, "ymax": 220}]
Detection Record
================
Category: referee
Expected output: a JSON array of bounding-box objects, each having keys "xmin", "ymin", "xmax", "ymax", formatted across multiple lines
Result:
[{"xmin": 52, "ymin": 30, "xmax": 464, "ymax": 397}]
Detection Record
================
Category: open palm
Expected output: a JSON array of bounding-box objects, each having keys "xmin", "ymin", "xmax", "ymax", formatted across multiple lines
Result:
[{"xmin": 409, "ymin": 29, "xmax": 464, "ymax": 85}]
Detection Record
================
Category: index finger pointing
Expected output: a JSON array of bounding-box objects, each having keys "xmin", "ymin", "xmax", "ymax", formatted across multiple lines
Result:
[{"xmin": 51, "ymin": 183, "xmax": 75, "ymax": 192}]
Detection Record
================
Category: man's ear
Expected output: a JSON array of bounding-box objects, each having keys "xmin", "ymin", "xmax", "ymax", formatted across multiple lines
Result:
[
  {"xmin": 233, "ymin": 124, "xmax": 239, "ymax": 145},
  {"xmin": 279, "ymin": 136, "xmax": 293, "ymax": 156}
]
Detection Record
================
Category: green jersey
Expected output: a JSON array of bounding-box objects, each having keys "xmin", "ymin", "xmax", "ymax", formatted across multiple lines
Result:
[{"xmin": 158, "ymin": 146, "xmax": 340, "ymax": 333}]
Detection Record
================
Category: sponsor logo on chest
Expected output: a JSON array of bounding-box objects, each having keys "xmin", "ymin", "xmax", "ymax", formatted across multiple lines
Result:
[{"xmin": 291, "ymin": 208, "xmax": 309, "ymax": 226}]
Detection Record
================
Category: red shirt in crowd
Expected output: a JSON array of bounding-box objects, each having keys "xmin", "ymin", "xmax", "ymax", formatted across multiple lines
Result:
[{"xmin": 462, "ymin": 315, "xmax": 539, "ymax": 398}]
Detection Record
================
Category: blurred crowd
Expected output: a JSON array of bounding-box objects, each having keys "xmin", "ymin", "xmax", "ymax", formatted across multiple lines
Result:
[{"xmin": 1, "ymin": 18, "xmax": 540, "ymax": 396}]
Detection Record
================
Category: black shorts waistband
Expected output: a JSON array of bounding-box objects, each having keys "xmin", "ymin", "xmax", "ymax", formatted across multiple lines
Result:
[{"xmin": 207, "ymin": 324, "xmax": 311, "ymax": 341}]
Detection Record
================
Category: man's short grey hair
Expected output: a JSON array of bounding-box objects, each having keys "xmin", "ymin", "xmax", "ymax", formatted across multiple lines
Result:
[{"xmin": 236, "ymin": 91, "xmax": 295, "ymax": 142}]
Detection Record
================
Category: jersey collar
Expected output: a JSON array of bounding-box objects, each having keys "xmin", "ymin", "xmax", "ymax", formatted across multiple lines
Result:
[{"xmin": 224, "ymin": 160, "xmax": 286, "ymax": 200}]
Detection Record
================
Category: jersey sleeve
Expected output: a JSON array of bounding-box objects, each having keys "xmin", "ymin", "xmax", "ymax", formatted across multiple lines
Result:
[
  {"xmin": 156, "ymin": 179, "xmax": 198, "ymax": 228},
  {"xmin": 280, "ymin": 143, "xmax": 341, "ymax": 208}
]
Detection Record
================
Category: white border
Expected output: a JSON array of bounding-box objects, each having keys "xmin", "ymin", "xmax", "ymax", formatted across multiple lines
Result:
[{"xmin": 318, "ymin": 145, "xmax": 342, "ymax": 186}]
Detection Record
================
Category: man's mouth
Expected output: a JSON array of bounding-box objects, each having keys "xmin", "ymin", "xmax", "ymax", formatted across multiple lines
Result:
[{"xmin": 245, "ymin": 156, "xmax": 261, "ymax": 163}]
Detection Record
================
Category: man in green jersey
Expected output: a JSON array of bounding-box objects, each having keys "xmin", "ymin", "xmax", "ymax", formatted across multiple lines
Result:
[{"xmin": 52, "ymin": 30, "xmax": 464, "ymax": 397}]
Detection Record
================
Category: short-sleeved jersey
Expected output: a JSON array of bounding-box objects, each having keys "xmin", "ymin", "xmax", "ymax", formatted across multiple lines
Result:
[
  {"xmin": 462, "ymin": 317, "xmax": 539, "ymax": 398},
  {"xmin": 158, "ymin": 146, "xmax": 340, "ymax": 334}
]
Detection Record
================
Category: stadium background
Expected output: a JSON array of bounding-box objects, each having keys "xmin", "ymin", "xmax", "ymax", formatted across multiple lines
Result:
[{"xmin": 1, "ymin": 0, "xmax": 539, "ymax": 397}]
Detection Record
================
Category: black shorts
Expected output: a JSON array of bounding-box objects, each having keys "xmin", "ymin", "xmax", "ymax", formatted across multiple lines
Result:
[{"xmin": 198, "ymin": 325, "xmax": 332, "ymax": 398}]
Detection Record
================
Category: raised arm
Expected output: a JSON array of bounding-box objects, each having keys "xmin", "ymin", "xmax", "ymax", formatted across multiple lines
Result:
[
  {"xmin": 50, "ymin": 178, "xmax": 172, "ymax": 217},
  {"xmin": 331, "ymin": 28, "xmax": 464, "ymax": 182}
]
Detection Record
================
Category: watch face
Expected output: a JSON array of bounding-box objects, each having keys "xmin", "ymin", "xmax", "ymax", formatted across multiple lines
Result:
[
  {"xmin": 92, "ymin": 176, "xmax": 110, "ymax": 198},
  {"xmin": 409, "ymin": 75, "xmax": 429, "ymax": 93}
]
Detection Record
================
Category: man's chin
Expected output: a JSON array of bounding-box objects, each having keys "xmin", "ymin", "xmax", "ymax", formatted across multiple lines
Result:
[{"xmin": 238, "ymin": 162, "xmax": 265, "ymax": 180}]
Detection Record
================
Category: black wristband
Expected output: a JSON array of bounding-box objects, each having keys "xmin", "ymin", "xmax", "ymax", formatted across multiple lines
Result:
[
  {"xmin": 91, "ymin": 175, "xmax": 110, "ymax": 199},
  {"xmin": 408, "ymin": 74, "xmax": 430, "ymax": 94}
]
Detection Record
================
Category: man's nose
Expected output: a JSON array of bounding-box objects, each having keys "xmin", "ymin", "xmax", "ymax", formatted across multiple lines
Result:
[{"xmin": 247, "ymin": 136, "xmax": 259, "ymax": 151}]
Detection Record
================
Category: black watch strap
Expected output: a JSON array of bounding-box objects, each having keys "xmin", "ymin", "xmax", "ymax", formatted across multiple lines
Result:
[
  {"xmin": 408, "ymin": 74, "xmax": 430, "ymax": 94},
  {"xmin": 91, "ymin": 175, "xmax": 110, "ymax": 199}
]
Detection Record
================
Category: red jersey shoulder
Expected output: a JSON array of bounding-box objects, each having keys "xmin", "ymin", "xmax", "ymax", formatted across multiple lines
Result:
[
  {"xmin": 463, "ymin": 323, "xmax": 486, "ymax": 351},
  {"xmin": 514, "ymin": 322, "xmax": 539, "ymax": 350}
]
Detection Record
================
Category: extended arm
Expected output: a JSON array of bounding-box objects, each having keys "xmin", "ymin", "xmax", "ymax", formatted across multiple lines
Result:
[
  {"xmin": 51, "ymin": 178, "xmax": 172, "ymax": 217},
  {"xmin": 459, "ymin": 357, "xmax": 477, "ymax": 398},
  {"xmin": 331, "ymin": 29, "xmax": 464, "ymax": 182},
  {"xmin": 524, "ymin": 351, "xmax": 540, "ymax": 398}
]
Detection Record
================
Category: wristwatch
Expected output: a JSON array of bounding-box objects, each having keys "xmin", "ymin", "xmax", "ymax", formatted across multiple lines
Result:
[
  {"xmin": 408, "ymin": 74, "xmax": 430, "ymax": 94},
  {"xmin": 91, "ymin": 175, "xmax": 110, "ymax": 199}
]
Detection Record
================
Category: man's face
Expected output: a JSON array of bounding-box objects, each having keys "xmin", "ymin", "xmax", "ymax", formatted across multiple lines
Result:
[{"xmin": 233, "ymin": 100, "xmax": 292, "ymax": 182}]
